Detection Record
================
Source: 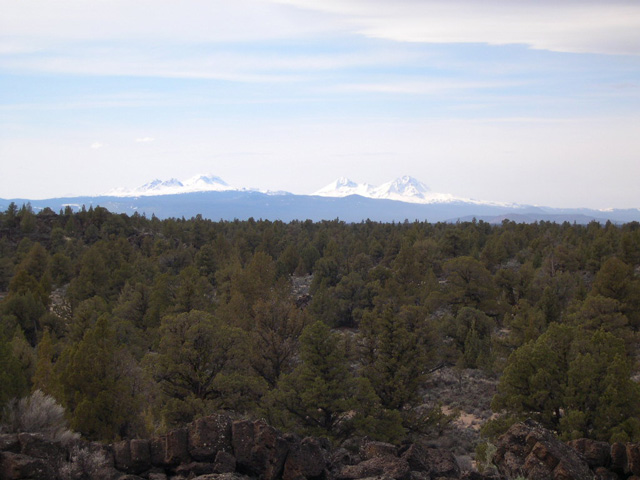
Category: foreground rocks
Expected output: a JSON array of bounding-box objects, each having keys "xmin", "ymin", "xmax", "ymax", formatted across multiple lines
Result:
[
  {"xmin": 494, "ymin": 419, "xmax": 640, "ymax": 480},
  {"xmin": 0, "ymin": 414, "xmax": 463, "ymax": 480},
  {"xmin": 2, "ymin": 416, "xmax": 639, "ymax": 480}
]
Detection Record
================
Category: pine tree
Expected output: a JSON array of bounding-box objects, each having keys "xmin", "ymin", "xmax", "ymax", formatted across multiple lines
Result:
[
  {"xmin": 58, "ymin": 315, "xmax": 143, "ymax": 441},
  {"xmin": 273, "ymin": 321, "xmax": 403, "ymax": 441}
]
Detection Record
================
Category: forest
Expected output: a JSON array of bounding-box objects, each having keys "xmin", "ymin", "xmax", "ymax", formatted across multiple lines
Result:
[{"xmin": 1, "ymin": 201, "xmax": 640, "ymax": 452}]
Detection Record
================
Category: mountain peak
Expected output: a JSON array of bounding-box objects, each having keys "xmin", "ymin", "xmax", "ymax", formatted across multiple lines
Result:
[
  {"xmin": 183, "ymin": 174, "xmax": 230, "ymax": 188},
  {"xmin": 378, "ymin": 176, "xmax": 430, "ymax": 196},
  {"xmin": 313, "ymin": 177, "xmax": 372, "ymax": 197},
  {"xmin": 106, "ymin": 174, "xmax": 234, "ymax": 197}
]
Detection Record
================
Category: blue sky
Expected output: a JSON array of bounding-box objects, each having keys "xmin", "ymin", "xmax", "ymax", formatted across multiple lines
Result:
[{"xmin": 1, "ymin": 0, "xmax": 639, "ymax": 208}]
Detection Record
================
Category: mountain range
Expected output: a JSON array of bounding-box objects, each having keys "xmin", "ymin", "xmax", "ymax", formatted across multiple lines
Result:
[{"xmin": 2, "ymin": 175, "xmax": 639, "ymax": 224}]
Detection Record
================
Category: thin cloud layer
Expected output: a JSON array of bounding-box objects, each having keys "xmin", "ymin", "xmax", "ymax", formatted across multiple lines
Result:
[{"xmin": 273, "ymin": 0, "xmax": 640, "ymax": 55}]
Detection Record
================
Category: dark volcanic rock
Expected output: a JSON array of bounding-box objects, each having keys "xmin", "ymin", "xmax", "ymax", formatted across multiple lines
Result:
[
  {"xmin": 214, "ymin": 450, "xmax": 237, "ymax": 474},
  {"xmin": 627, "ymin": 444, "xmax": 640, "ymax": 476},
  {"xmin": 494, "ymin": 420, "xmax": 594, "ymax": 480},
  {"xmin": 232, "ymin": 419, "xmax": 289, "ymax": 480},
  {"xmin": 337, "ymin": 455, "xmax": 411, "ymax": 480},
  {"xmin": 193, "ymin": 474, "xmax": 252, "ymax": 480},
  {"xmin": 0, "ymin": 451, "xmax": 56, "ymax": 480},
  {"xmin": 283, "ymin": 436, "xmax": 327, "ymax": 480},
  {"xmin": 0, "ymin": 434, "xmax": 19, "ymax": 453},
  {"xmin": 610, "ymin": 442, "xmax": 627, "ymax": 474},
  {"xmin": 115, "ymin": 439, "xmax": 151, "ymax": 474},
  {"xmin": 568, "ymin": 438, "xmax": 611, "ymax": 468},
  {"xmin": 166, "ymin": 428, "xmax": 190, "ymax": 465},
  {"xmin": 189, "ymin": 414, "xmax": 233, "ymax": 462},
  {"xmin": 401, "ymin": 443, "xmax": 461, "ymax": 478},
  {"xmin": 361, "ymin": 441, "xmax": 397, "ymax": 460},
  {"xmin": 175, "ymin": 461, "xmax": 217, "ymax": 476},
  {"xmin": 17, "ymin": 432, "xmax": 65, "ymax": 460}
]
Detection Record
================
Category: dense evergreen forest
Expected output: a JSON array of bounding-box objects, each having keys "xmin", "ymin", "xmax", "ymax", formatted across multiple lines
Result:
[{"xmin": 1, "ymin": 202, "xmax": 640, "ymax": 449}]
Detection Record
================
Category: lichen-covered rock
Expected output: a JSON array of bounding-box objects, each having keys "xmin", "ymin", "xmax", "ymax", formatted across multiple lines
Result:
[
  {"xmin": 189, "ymin": 414, "xmax": 233, "ymax": 462},
  {"xmin": 232, "ymin": 419, "xmax": 289, "ymax": 480},
  {"xmin": 494, "ymin": 420, "xmax": 594, "ymax": 480}
]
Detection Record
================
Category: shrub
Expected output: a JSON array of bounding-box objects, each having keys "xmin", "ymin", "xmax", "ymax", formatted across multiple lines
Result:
[
  {"xmin": 1, "ymin": 390, "xmax": 78, "ymax": 444},
  {"xmin": 59, "ymin": 444, "xmax": 111, "ymax": 480}
]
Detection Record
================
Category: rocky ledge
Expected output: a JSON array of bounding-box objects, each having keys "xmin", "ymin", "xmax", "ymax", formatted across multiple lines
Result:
[{"xmin": 0, "ymin": 415, "xmax": 638, "ymax": 480}]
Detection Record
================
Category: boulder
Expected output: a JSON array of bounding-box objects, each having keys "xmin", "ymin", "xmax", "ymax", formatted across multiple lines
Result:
[
  {"xmin": 401, "ymin": 443, "xmax": 461, "ymax": 478},
  {"xmin": 214, "ymin": 450, "xmax": 237, "ymax": 474},
  {"xmin": 189, "ymin": 414, "xmax": 233, "ymax": 462},
  {"xmin": 593, "ymin": 467, "xmax": 620, "ymax": 480},
  {"xmin": 628, "ymin": 444, "xmax": 640, "ymax": 476},
  {"xmin": 150, "ymin": 436, "xmax": 167, "ymax": 467},
  {"xmin": 115, "ymin": 439, "xmax": 151, "ymax": 474},
  {"xmin": 175, "ymin": 461, "xmax": 217, "ymax": 476},
  {"xmin": 166, "ymin": 428, "xmax": 191, "ymax": 465},
  {"xmin": 0, "ymin": 451, "xmax": 56, "ymax": 480},
  {"xmin": 232, "ymin": 419, "xmax": 289, "ymax": 480},
  {"xmin": 567, "ymin": 439, "xmax": 611, "ymax": 468},
  {"xmin": 337, "ymin": 455, "xmax": 411, "ymax": 480},
  {"xmin": 0, "ymin": 434, "xmax": 19, "ymax": 453},
  {"xmin": 494, "ymin": 420, "xmax": 594, "ymax": 480},
  {"xmin": 361, "ymin": 441, "xmax": 397, "ymax": 460},
  {"xmin": 130, "ymin": 439, "xmax": 151, "ymax": 473},
  {"xmin": 17, "ymin": 432, "xmax": 65, "ymax": 460},
  {"xmin": 610, "ymin": 443, "xmax": 627, "ymax": 474},
  {"xmin": 149, "ymin": 473, "xmax": 168, "ymax": 480},
  {"xmin": 283, "ymin": 436, "xmax": 327, "ymax": 480},
  {"xmin": 193, "ymin": 474, "xmax": 252, "ymax": 480},
  {"xmin": 114, "ymin": 440, "xmax": 133, "ymax": 472}
]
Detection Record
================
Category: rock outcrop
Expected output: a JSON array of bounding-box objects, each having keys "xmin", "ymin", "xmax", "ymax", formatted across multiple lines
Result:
[{"xmin": 3, "ymin": 415, "xmax": 638, "ymax": 480}]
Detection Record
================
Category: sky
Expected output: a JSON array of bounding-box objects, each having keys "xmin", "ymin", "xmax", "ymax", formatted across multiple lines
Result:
[{"xmin": 1, "ymin": 0, "xmax": 639, "ymax": 209}]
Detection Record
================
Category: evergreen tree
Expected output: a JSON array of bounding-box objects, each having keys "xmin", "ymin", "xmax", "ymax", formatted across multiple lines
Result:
[
  {"xmin": 148, "ymin": 310, "xmax": 252, "ymax": 426},
  {"xmin": 57, "ymin": 315, "xmax": 143, "ymax": 441},
  {"xmin": 273, "ymin": 321, "xmax": 403, "ymax": 441}
]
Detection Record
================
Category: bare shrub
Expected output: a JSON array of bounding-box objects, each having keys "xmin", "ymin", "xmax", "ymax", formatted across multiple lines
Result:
[
  {"xmin": 1, "ymin": 390, "xmax": 78, "ymax": 444},
  {"xmin": 59, "ymin": 444, "xmax": 112, "ymax": 480}
]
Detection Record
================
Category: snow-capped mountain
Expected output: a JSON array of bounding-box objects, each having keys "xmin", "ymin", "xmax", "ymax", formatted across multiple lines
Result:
[
  {"xmin": 107, "ymin": 174, "xmax": 235, "ymax": 197},
  {"xmin": 312, "ymin": 177, "xmax": 374, "ymax": 198},
  {"xmin": 6, "ymin": 173, "xmax": 640, "ymax": 224},
  {"xmin": 314, "ymin": 175, "xmax": 511, "ymax": 206}
]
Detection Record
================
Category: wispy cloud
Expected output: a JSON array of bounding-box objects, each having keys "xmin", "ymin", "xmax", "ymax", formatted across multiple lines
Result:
[
  {"xmin": 272, "ymin": 0, "xmax": 640, "ymax": 55},
  {"xmin": 90, "ymin": 142, "xmax": 104, "ymax": 149},
  {"xmin": 135, "ymin": 137, "xmax": 155, "ymax": 143}
]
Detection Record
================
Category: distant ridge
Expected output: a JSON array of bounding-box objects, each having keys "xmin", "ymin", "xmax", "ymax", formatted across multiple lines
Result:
[{"xmin": 1, "ymin": 189, "xmax": 638, "ymax": 225}]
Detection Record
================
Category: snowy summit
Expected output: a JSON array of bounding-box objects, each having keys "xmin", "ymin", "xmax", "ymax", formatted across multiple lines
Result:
[
  {"xmin": 314, "ymin": 176, "xmax": 459, "ymax": 204},
  {"xmin": 106, "ymin": 174, "xmax": 235, "ymax": 197}
]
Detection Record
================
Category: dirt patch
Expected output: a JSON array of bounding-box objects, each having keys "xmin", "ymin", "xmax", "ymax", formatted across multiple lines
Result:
[{"xmin": 420, "ymin": 367, "xmax": 498, "ymax": 456}]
